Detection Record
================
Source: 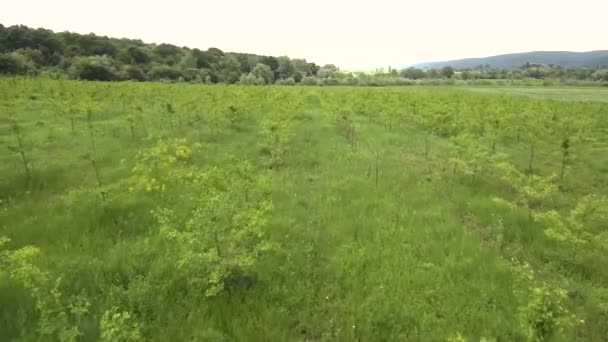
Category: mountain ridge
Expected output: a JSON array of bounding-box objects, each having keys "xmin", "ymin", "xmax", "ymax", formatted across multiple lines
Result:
[{"xmin": 413, "ymin": 50, "xmax": 608, "ymax": 69}]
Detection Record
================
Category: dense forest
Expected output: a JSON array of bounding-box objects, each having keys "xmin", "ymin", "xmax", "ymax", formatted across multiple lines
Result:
[{"xmin": 1, "ymin": 24, "xmax": 607, "ymax": 85}]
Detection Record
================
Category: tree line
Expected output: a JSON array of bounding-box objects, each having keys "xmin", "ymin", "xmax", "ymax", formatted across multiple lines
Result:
[
  {"xmin": 1, "ymin": 24, "xmax": 607, "ymax": 85},
  {"xmin": 0, "ymin": 24, "xmax": 326, "ymax": 84}
]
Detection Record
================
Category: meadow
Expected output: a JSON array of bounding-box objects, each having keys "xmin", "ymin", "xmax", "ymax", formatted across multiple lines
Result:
[
  {"xmin": 465, "ymin": 86, "xmax": 608, "ymax": 103},
  {"xmin": 1, "ymin": 78, "xmax": 607, "ymax": 341}
]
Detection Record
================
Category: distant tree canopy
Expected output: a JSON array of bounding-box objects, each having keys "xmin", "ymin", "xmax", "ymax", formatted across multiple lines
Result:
[
  {"xmin": 0, "ymin": 24, "xmax": 607, "ymax": 86},
  {"xmin": 0, "ymin": 24, "xmax": 320, "ymax": 83},
  {"xmin": 440, "ymin": 66, "xmax": 454, "ymax": 79}
]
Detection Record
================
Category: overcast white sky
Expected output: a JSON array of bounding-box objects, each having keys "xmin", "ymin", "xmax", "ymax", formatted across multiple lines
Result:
[{"xmin": 2, "ymin": 0, "xmax": 607, "ymax": 70}]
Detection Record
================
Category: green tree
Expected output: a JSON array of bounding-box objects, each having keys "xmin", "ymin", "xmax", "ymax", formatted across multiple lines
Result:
[
  {"xmin": 251, "ymin": 63, "xmax": 274, "ymax": 84},
  {"xmin": 400, "ymin": 67, "xmax": 426, "ymax": 79},
  {"xmin": 317, "ymin": 64, "xmax": 339, "ymax": 78},
  {"xmin": 68, "ymin": 56, "xmax": 121, "ymax": 81},
  {"xmin": 494, "ymin": 162, "xmax": 557, "ymax": 219},
  {"xmin": 153, "ymin": 43, "xmax": 182, "ymax": 65},
  {"xmin": 154, "ymin": 161, "xmax": 275, "ymax": 297},
  {"xmin": 179, "ymin": 52, "xmax": 198, "ymax": 69},
  {"xmin": 125, "ymin": 46, "xmax": 151, "ymax": 65},
  {"xmin": 191, "ymin": 48, "xmax": 223, "ymax": 68},
  {"xmin": 591, "ymin": 69, "xmax": 608, "ymax": 82},
  {"xmin": 441, "ymin": 66, "xmax": 455, "ymax": 78},
  {"xmin": 535, "ymin": 194, "xmax": 608, "ymax": 256},
  {"xmin": 0, "ymin": 52, "xmax": 35, "ymax": 74},
  {"xmin": 124, "ymin": 65, "xmax": 146, "ymax": 81},
  {"xmin": 218, "ymin": 55, "xmax": 242, "ymax": 84},
  {"xmin": 147, "ymin": 64, "xmax": 182, "ymax": 81},
  {"xmin": 293, "ymin": 58, "xmax": 315, "ymax": 81},
  {"xmin": 276, "ymin": 56, "xmax": 295, "ymax": 80},
  {"xmin": 259, "ymin": 56, "xmax": 279, "ymax": 74},
  {"xmin": 100, "ymin": 308, "xmax": 142, "ymax": 342},
  {"xmin": 239, "ymin": 73, "xmax": 263, "ymax": 85},
  {"xmin": 301, "ymin": 76, "xmax": 321, "ymax": 85}
]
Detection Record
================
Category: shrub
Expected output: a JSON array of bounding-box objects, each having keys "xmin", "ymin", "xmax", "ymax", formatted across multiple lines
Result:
[
  {"xmin": 275, "ymin": 77, "xmax": 295, "ymax": 85},
  {"xmin": 69, "ymin": 55, "xmax": 121, "ymax": 81},
  {"xmin": 147, "ymin": 64, "xmax": 183, "ymax": 81},
  {"xmin": 239, "ymin": 73, "xmax": 264, "ymax": 85},
  {"xmin": 100, "ymin": 307, "xmax": 142, "ymax": 342},
  {"xmin": 0, "ymin": 52, "xmax": 36, "ymax": 75},
  {"xmin": 301, "ymin": 76, "xmax": 321, "ymax": 86},
  {"xmin": 124, "ymin": 65, "xmax": 146, "ymax": 81}
]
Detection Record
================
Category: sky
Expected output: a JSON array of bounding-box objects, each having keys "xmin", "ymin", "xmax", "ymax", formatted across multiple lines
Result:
[{"xmin": 1, "ymin": 0, "xmax": 607, "ymax": 70}]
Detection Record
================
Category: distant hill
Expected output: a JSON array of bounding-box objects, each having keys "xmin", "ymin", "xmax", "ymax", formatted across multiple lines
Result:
[{"xmin": 414, "ymin": 51, "xmax": 608, "ymax": 69}]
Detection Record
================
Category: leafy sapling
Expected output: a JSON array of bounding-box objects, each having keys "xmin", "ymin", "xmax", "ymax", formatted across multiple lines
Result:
[
  {"xmin": 11, "ymin": 118, "xmax": 32, "ymax": 185},
  {"xmin": 1, "ymin": 237, "xmax": 91, "ymax": 341},
  {"xmin": 361, "ymin": 135, "xmax": 380, "ymax": 186},
  {"xmin": 535, "ymin": 194, "xmax": 608, "ymax": 258},
  {"xmin": 3, "ymin": 101, "xmax": 32, "ymax": 185},
  {"xmin": 494, "ymin": 162, "xmax": 557, "ymax": 220},
  {"xmin": 560, "ymin": 137, "xmax": 569, "ymax": 183}
]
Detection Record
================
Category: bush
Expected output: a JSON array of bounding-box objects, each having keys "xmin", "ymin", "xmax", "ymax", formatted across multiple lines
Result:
[
  {"xmin": 339, "ymin": 77, "xmax": 358, "ymax": 86},
  {"xmin": 147, "ymin": 64, "xmax": 183, "ymax": 81},
  {"xmin": 181, "ymin": 68, "xmax": 204, "ymax": 83},
  {"xmin": 239, "ymin": 73, "xmax": 264, "ymax": 85},
  {"xmin": 39, "ymin": 67, "xmax": 69, "ymax": 80},
  {"xmin": 591, "ymin": 69, "xmax": 608, "ymax": 82},
  {"xmin": 69, "ymin": 55, "xmax": 121, "ymax": 81},
  {"xmin": 323, "ymin": 77, "xmax": 339, "ymax": 86},
  {"xmin": 301, "ymin": 76, "xmax": 320, "ymax": 86},
  {"xmin": 124, "ymin": 65, "xmax": 146, "ymax": 81},
  {"xmin": 275, "ymin": 77, "xmax": 295, "ymax": 85},
  {"xmin": 0, "ymin": 52, "xmax": 36, "ymax": 75}
]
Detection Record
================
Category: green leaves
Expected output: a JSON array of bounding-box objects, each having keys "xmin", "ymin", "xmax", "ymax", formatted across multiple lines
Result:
[
  {"xmin": 495, "ymin": 162, "xmax": 557, "ymax": 218},
  {"xmin": 132, "ymin": 137, "xmax": 203, "ymax": 192},
  {"xmin": 261, "ymin": 110, "xmax": 294, "ymax": 170},
  {"xmin": 1, "ymin": 238, "xmax": 90, "ymax": 341},
  {"xmin": 522, "ymin": 285, "xmax": 572, "ymax": 341},
  {"xmin": 535, "ymin": 194, "xmax": 608, "ymax": 252},
  {"xmin": 100, "ymin": 307, "xmax": 142, "ymax": 342},
  {"xmin": 151, "ymin": 160, "xmax": 275, "ymax": 297},
  {"xmin": 510, "ymin": 260, "xmax": 580, "ymax": 341}
]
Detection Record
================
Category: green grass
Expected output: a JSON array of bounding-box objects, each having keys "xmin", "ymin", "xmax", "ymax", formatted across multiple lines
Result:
[
  {"xmin": 464, "ymin": 86, "xmax": 608, "ymax": 102},
  {"xmin": 1, "ymin": 78, "xmax": 607, "ymax": 341}
]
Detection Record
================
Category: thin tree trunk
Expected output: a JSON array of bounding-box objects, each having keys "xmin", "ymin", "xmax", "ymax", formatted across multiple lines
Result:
[
  {"xmin": 424, "ymin": 134, "xmax": 430, "ymax": 161},
  {"xmin": 13, "ymin": 123, "xmax": 32, "ymax": 183},
  {"xmin": 375, "ymin": 153, "xmax": 379, "ymax": 187},
  {"xmin": 472, "ymin": 163, "xmax": 478, "ymax": 182},
  {"xmin": 17, "ymin": 135, "xmax": 32, "ymax": 182},
  {"xmin": 528, "ymin": 144, "xmax": 535, "ymax": 174},
  {"xmin": 560, "ymin": 152, "xmax": 567, "ymax": 183}
]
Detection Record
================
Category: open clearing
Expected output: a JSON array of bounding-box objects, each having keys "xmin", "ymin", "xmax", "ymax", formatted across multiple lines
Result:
[
  {"xmin": 464, "ymin": 86, "xmax": 608, "ymax": 102},
  {"xmin": 1, "ymin": 79, "xmax": 608, "ymax": 341}
]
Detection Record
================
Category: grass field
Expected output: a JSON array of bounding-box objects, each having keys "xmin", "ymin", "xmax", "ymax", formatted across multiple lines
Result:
[
  {"xmin": 464, "ymin": 86, "xmax": 608, "ymax": 103},
  {"xmin": 1, "ymin": 79, "xmax": 608, "ymax": 341}
]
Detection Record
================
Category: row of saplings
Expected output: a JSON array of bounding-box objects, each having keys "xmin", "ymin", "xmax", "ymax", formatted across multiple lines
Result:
[
  {"xmin": 0, "ymin": 102, "xmax": 299, "ymax": 340},
  {"xmin": 332, "ymin": 103, "xmax": 607, "ymax": 341}
]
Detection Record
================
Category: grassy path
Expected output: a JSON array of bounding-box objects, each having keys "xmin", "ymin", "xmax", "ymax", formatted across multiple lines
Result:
[{"xmin": 184, "ymin": 95, "xmax": 525, "ymax": 340}]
